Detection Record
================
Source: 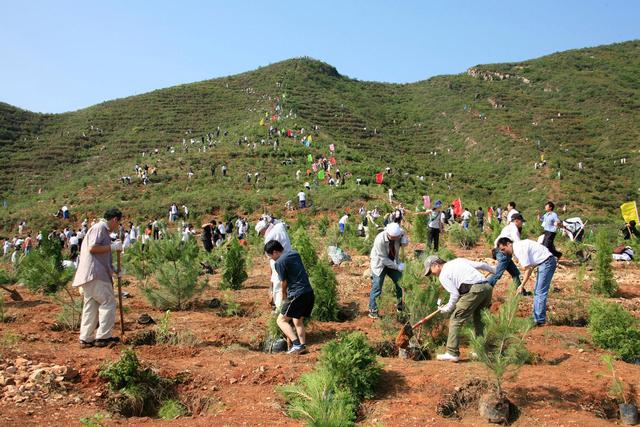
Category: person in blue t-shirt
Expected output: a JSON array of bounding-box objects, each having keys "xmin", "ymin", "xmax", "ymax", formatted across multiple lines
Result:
[
  {"xmin": 539, "ymin": 201, "xmax": 563, "ymax": 259},
  {"xmin": 264, "ymin": 240, "xmax": 315, "ymax": 355}
]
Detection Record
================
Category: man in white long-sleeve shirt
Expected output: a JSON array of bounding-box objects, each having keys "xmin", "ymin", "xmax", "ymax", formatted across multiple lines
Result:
[
  {"xmin": 368, "ymin": 223, "xmax": 409, "ymax": 318},
  {"xmin": 423, "ymin": 255, "xmax": 495, "ymax": 362}
]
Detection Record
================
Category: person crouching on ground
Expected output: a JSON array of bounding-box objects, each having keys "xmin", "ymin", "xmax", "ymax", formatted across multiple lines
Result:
[
  {"xmin": 423, "ymin": 255, "xmax": 495, "ymax": 362},
  {"xmin": 368, "ymin": 223, "xmax": 409, "ymax": 319},
  {"xmin": 72, "ymin": 208, "xmax": 123, "ymax": 348},
  {"xmin": 264, "ymin": 240, "xmax": 315, "ymax": 355}
]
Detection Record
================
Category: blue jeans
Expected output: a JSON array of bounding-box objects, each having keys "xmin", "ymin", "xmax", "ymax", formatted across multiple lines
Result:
[
  {"xmin": 369, "ymin": 267, "xmax": 403, "ymax": 312},
  {"xmin": 488, "ymin": 251, "xmax": 521, "ymax": 287},
  {"xmin": 339, "ymin": 223, "xmax": 345, "ymax": 234},
  {"xmin": 533, "ymin": 256, "xmax": 557, "ymax": 324},
  {"xmin": 463, "ymin": 221, "xmax": 469, "ymax": 229}
]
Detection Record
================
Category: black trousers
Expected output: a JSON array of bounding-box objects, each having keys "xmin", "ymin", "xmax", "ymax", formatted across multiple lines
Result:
[
  {"xmin": 428, "ymin": 227, "xmax": 440, "ymax": 251},
  {"xmin": 542, "ymin": 231, "xmax": 562, "ymax": 258}
]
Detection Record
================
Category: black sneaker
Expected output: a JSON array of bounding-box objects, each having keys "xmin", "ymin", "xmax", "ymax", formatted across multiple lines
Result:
[
  {"xmin": 95, "ymin": 337, "xmax": 121, "ymax": 347},
  {"xmin": 396, "ymin": 303, "xmax": 405, "ymax": 313},
  {"xmin": 80, "ymin": 340, "xmax": 94, "ymax": 349},
  {"xmin": 368, "ymin": 311, "xmax": 380, "ymax": 319}
]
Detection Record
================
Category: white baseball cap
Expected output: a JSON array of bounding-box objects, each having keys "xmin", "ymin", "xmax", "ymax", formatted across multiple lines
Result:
[
  {"xmin": 255, "ymin": 220, "xmax": 268, "ymax": 234},
  {"xmin": 385, "ymin": 222, "xmax": 402, "ymax": 237}
]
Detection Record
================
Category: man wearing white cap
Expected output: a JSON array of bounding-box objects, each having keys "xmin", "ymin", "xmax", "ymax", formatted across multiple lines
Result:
[
  {"xmin": 423, "ymin": 255, "xmax": 495, "ymax": 362},
  {"xmin": 256, "ymin": 218, "xmax": 291, "ymax": 308},
  {"xmin": 368, "ymin": 222, "xmax": 409, "ymax": 319}
]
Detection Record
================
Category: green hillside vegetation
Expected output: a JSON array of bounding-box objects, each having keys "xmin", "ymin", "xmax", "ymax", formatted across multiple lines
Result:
[{"xmin": 1, "ymin": 40, "xmax": 639, "ymax": 231}]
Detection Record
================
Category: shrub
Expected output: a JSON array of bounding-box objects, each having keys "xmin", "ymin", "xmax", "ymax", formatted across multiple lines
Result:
[
  {"xmin": 447, "ymin": 224, "xmax": 480, "ymax": 249},
  {"xmin": 158, "ymin": 399, "xmax": 187, "ymax": 420},
  {"xmin": 309, "ymin": 262, "xmax": 339, "ymax": 322},
  {"xmin": 318, "ymin": 216, "xmax": 329, "ymax": 237},
  {"xmin": 155, "ymin": 310, "xmax": 200, "ymax": 346},
  {"xmin": 600, "ymin": 355, "xmax": 629, "ymax": 404},
  {"xmin": 279, "ymin": 332, "xmax": 380, "ymax": 426},
  {"xmin": 588, "ymin": 299, "xmax": 640, "ymax": 362},
  {"xmin": 318, "ymin": 332, "xmax": 382, "ymax": 400},
  {"xmin": 468, "ymin": 289, "xmax": 532, "ymax": 396},
  {"xmin": 412, "ymin": 213, "xmax": 427, "ymax": 243},
  {"xmin": 220, "ymin": 238, "xmax": 248, "ymax": 290},
  {"xmin": 99, "ymin": 348, "xmax": 176, "ymax": 417},
  {"xmin": 18, "ymin": 234, "xmax": 79, "ymax": 329},
  {"xmin": 279, "ymin": 370, "xmax": 356, "ymax": 427},
  {"xmin": 591, "ymin": 230, "xmax": 617, "ymax": 296},
  {"xmin": 131, "ymin": 234, "xmax": 207, "ymax": 310},
  {"xmin": 292, "ymin": 228, "xmax": 318, "ymax": 270}
]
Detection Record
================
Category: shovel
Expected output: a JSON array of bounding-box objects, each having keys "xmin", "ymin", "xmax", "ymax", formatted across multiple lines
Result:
[
  {"xmin": 0, "ymin": 284, "xmax": 23, "ymax": 301},
  {"xmin": 395, "ymin": 298, "xmax": 442, "ymax": 350}
]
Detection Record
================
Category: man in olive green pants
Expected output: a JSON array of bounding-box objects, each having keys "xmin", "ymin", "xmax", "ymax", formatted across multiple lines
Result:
[{"xmin": 424, "ymin": 255, "xmax": 495, "ymax": 362}]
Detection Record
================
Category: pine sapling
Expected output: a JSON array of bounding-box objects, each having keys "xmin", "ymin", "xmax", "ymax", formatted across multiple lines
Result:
[
  {"xmin": 220, "ymin": 238, "xmax": 248, "ymax": 290},
  {"xmin": 592, "ymin": 230, "xmax": 617, "ymax": 296},
  {"xmin": 468, "ymin": 288, "xmax": 532, "ymax": 397},
  {"xmin": 309, "ymin": 261, "xmax": 339, "ymax": 321}
]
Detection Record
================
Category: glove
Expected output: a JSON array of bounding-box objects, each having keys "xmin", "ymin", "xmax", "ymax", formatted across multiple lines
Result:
[
  {"xmin": 110, "ymin": 240, "xmax": 123, "ymax": 252},
  {"xmin": 397, "ymin": 262, "xmax": 405, "ymax": 272},
  {"xmin": 438, "ymin": 305, "xmax": 452, "ymax": 314},
  {"xmin": 400, "ymin": 234, "xmax": 409, "ymax": 245}
]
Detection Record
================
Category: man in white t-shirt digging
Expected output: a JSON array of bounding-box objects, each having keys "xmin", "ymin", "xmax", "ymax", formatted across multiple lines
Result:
[
  {"xmin": 497, "ymin": 237, "xmax": 557, "ymax": 326},
  {"xmin": 424, "ymin": 255, "xmax": 495, "ymax": 362},
  {"xmin": 488, "ymin": 213, "xmax": 525, "ymax": 293}
]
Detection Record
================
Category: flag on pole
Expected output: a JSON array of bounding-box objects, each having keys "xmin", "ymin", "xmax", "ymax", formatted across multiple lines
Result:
[
  {"xmin": 452, "ymin": 199, "xmax": 462, "ymax": 217},
  {"xmin": 375, "ymin": 173, "xmax": 384, "ymax": 184},
  {"xmin": 620, "ymin": 201, "xmax": 639, "ymax": 223},
  {"xmin": 317, "ymin": 170, "xmax": 325, "ymax": 180},
  {"xmin": 422, "ymin": 195, "xmax": 431, "ymax": 210}
]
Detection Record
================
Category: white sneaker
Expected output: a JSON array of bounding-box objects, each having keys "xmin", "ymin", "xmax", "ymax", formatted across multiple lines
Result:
[
  {"xmin": 436, "ymin": 352, "xmax": 460, "ymax": 362},
  {"xmin": 287, "ymin": 344, "xmax": 307, "ymax": 355},
  {"xmin": 470, "ymin": 352, "xmax": 479, "ymax": 360}
]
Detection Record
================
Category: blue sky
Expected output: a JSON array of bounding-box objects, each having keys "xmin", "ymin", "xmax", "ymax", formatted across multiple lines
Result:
[{"xmin": 1, "ymin": 0, "xmax": 638, "ymax": 113}]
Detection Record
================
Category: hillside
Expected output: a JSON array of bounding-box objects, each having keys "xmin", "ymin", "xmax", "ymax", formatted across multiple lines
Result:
[{"xmin": 1, "ymin": 40, "xmax": 639, "ymax": 230}]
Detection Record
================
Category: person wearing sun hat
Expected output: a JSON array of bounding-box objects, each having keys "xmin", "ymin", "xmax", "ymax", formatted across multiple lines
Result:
[
  {"xmin": 423, "ymin": 254, "xmax": 495, "ymax": 362},
  {"xmin": 368, "ymin": 222, "xmax": 409, "ymax": 319}
]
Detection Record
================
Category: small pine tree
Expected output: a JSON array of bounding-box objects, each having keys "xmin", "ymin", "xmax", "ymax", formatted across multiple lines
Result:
[
  {"xmin": 468, "ymin": 289, "xmax": 532, "ymax": 396},
  {"xmin": 136, "ymin": 234, "xmax": 207, "ymax": 310},
  {"xmin": 18, "ymin": 234, "xmax": 79, "ymax": 328},
  {"xmin": 292, "ymin": 228, "xmax": 318, "ymax": 270},
  {"xmin": 318, "ymin": 216, "xmax": 330, "ymax": 237},
  {"xmin": 413, "ymin": 213, "xmax": 427, "ymax": 244},
  {"xmin": 309, "ymin": 261, "xmax": 339, "ymax": 321},
  {"xmin": 220, "ymin": 238, "xmax": 248, "ymax": 290},
  {"xmin": 592, "ymin": 230, "xmax": 617, "ymax": 296}
]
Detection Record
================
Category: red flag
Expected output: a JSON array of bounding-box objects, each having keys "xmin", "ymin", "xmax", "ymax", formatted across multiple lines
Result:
[
  {"xmin": 452, "ymin": 199, "xmax": 462, "ymax": 217},
  {"xmin": 329, "ymin": 157, "xmax": 336, "ymax": 165},
  {"xmin": 375, "ymin": 173, "xmax": 384, "ymax": 184}
]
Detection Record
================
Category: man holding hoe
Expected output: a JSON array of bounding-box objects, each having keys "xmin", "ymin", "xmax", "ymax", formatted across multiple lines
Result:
[
  {"xmin": 423, "ymin": 255, "xmax": 495, "ymax": 362},
  {"xmin": 73, "ymin": 208, "xmax": 123, "ymax": 348}
]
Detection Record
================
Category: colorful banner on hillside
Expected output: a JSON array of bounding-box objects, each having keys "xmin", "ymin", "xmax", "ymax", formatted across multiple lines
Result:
[
  {"xmin": 620, "ymin": 201, "xmax": 639, "ymax": 223},
  {"xmin": 452, "ymin": 199, "xmax": 462, "ymax": 217},
  {"xmin": 375, "ymin": 173, "xmax": 384, "ymax": 185}
]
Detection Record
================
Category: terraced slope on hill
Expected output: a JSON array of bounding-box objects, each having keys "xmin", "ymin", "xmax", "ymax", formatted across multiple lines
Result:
[{"xmin": 0, "ymin": 40, "xmax": 639, "ymax": 229}]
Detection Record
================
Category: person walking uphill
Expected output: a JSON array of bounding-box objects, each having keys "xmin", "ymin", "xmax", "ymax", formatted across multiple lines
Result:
[
  {"xmin": 368, "ymin": 223, "xmax": 409, "ymax": 319},
  {"xmin": 497, "ymin": 237, "xmax": 557, "ymax": 326},
  {"xmin": 427, "ymin": 201, "xmax": 445, "ymax": 251},
  {"xmin": 423, "ymin": 255, "xmax": 495, "ymax": 362},
  {"xmin": 72, "ymin": 208, "xmax": 123, "ymax": 349},
  {"xmin": 256, "ymin": 218, "xmax": 291, "ymax": 308},
  {"xmin": 264, "ymin": 240, "xmax": 315, "ymax": 355}
]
